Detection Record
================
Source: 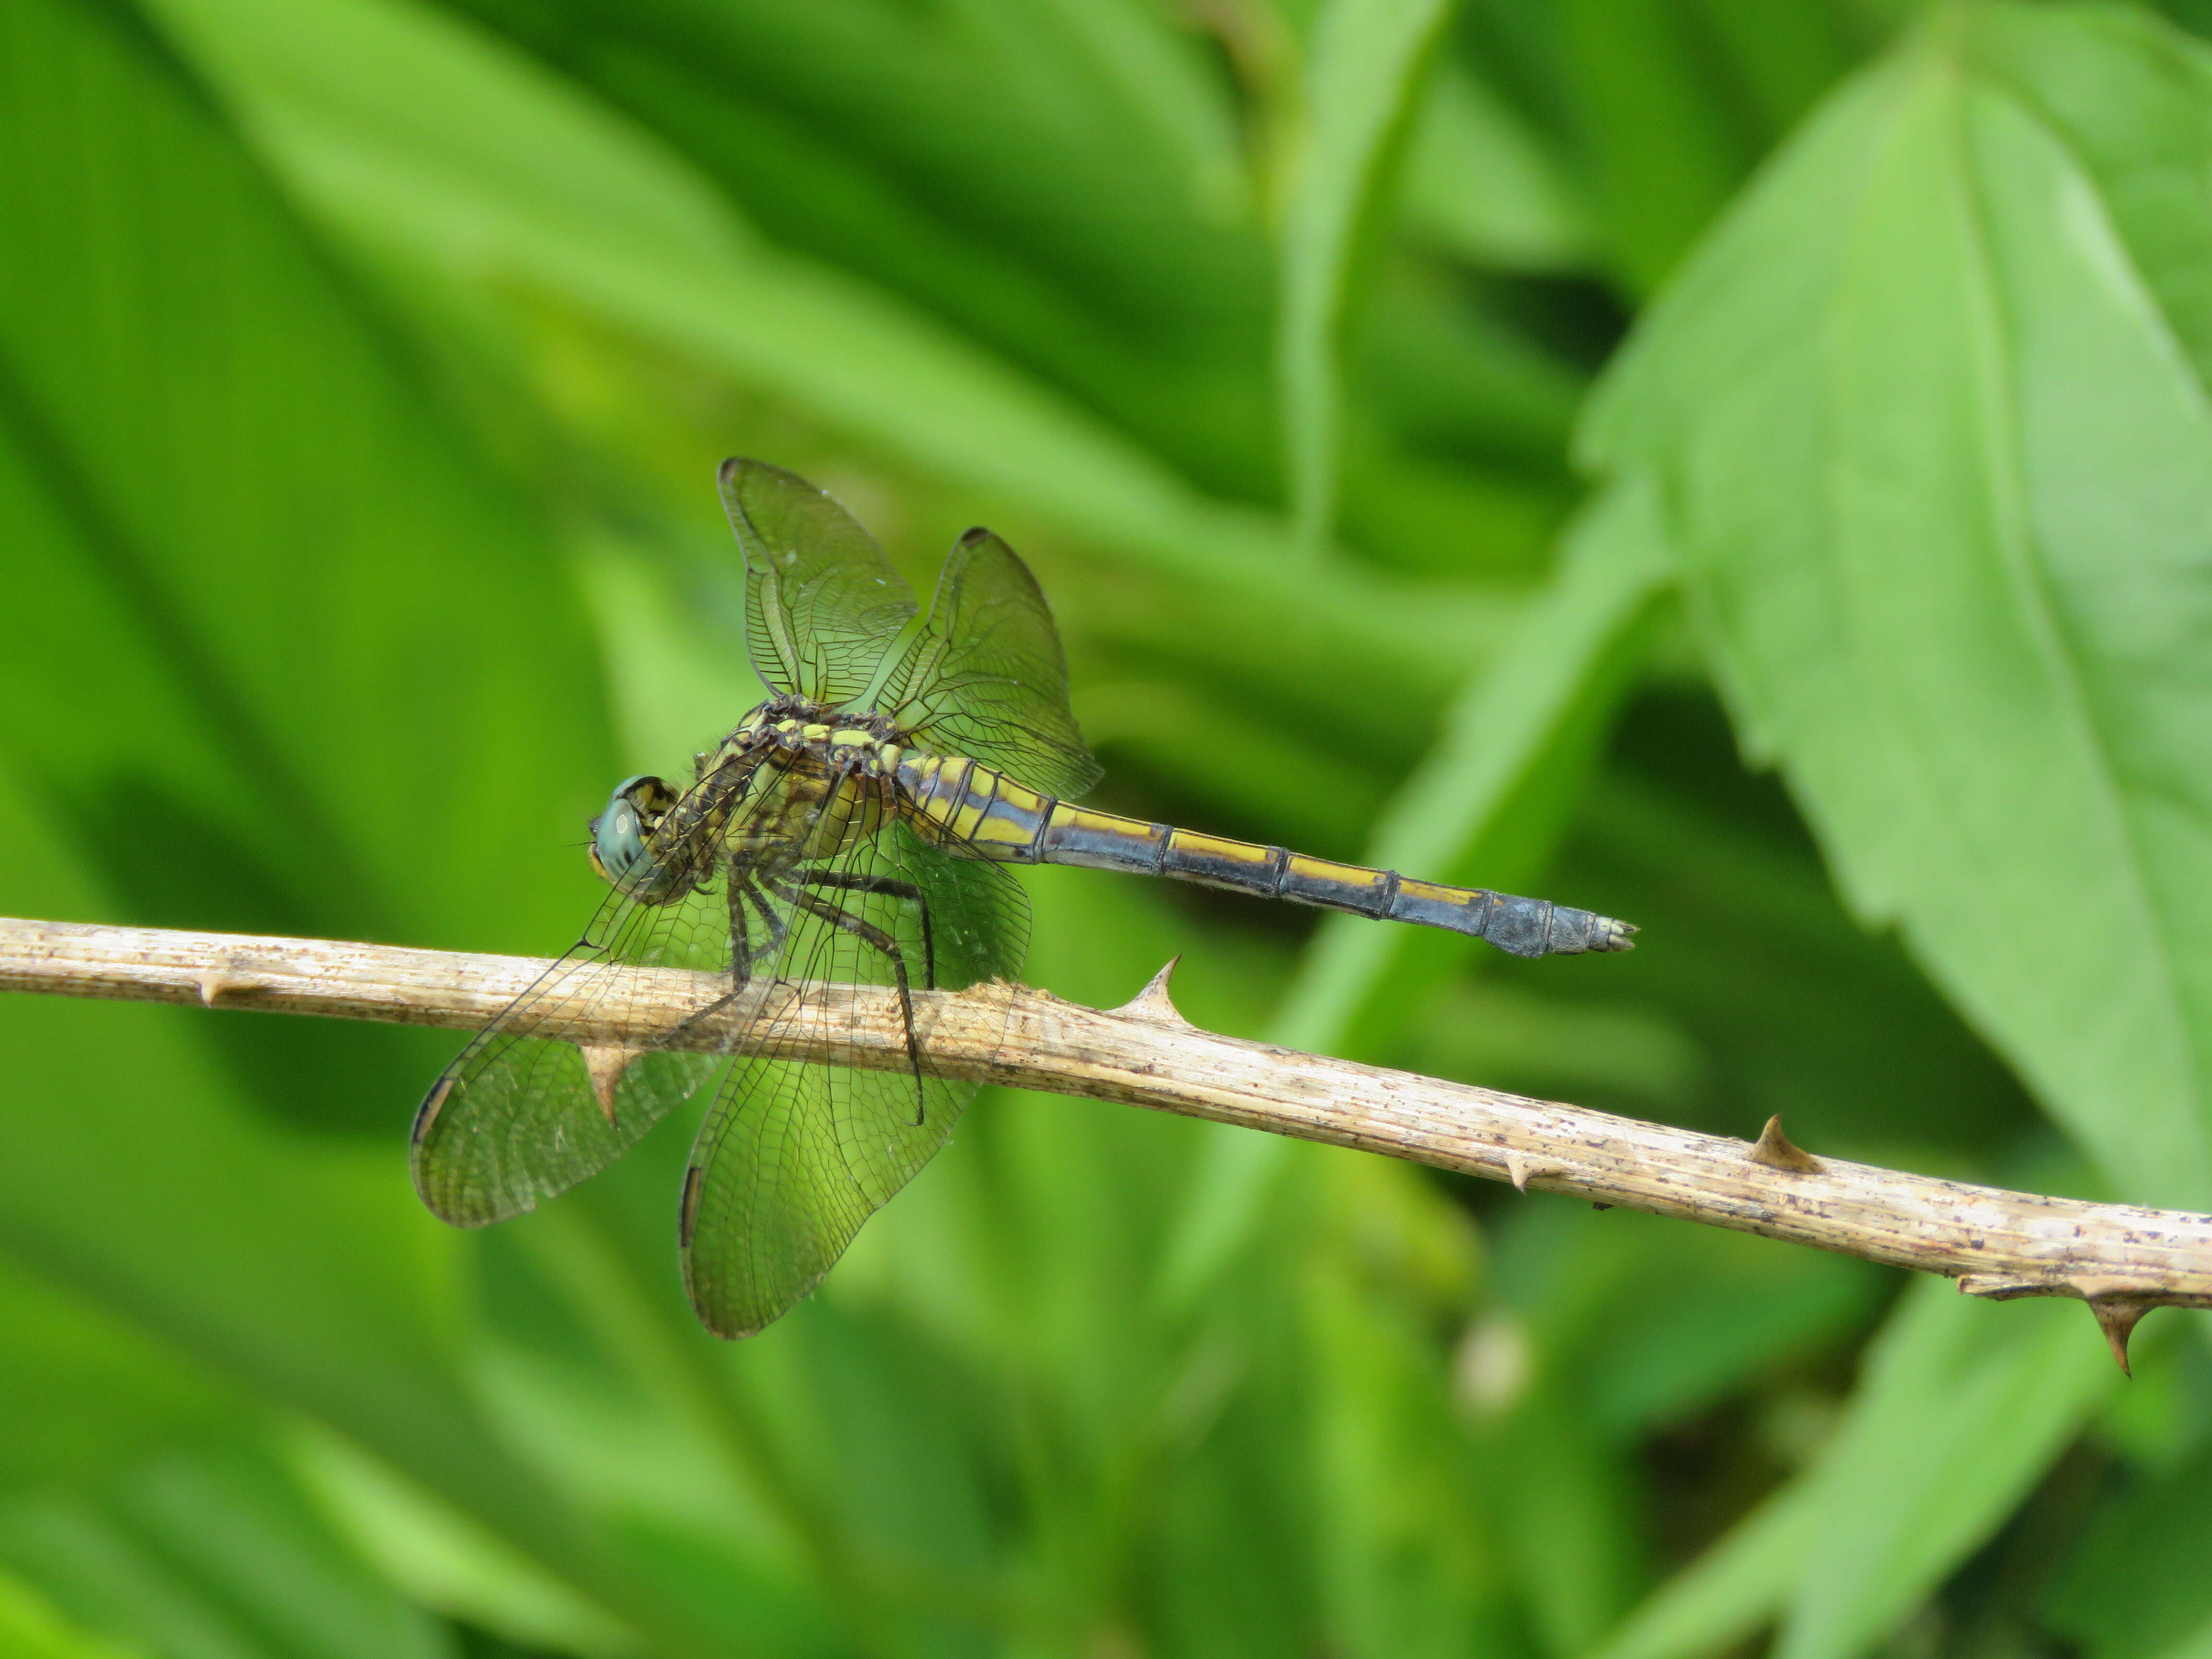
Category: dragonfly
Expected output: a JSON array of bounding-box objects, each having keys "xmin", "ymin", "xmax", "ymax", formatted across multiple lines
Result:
[{"xmin": 411, "ymin": 459, "xmax": 1636, "ymax": 1337}]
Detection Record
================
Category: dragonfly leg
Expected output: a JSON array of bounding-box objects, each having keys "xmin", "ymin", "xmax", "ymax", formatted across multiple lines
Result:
[
  {"xmin": 737, "ymin": 877, "xmax": 787, "ymax": 978},
  {"xmin": 788, "ymin": 886, "xmax": 930, "ymax": 1126},
  {"xmin": 800, "ymin": 870, "xmax": 935, "ymax": 987},
  {"xmin": 665, "ymin": 877, "xmax": 789, "ymax": 1051}
]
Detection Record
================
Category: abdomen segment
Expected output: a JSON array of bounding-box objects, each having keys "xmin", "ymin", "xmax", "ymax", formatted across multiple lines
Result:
[{"xmin": 899, "ymin": 756, "xmax": 1634, "ymax": 959}]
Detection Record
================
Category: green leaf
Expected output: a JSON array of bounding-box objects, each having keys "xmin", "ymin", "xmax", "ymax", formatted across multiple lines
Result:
[
  {"xmin": 431, "ymin": 0, "xmax": 1280, "ymax": 490},
  {"xmin": 0, "ymin": 0, "xmax": 610, "ymax": 969},
  {"xmin": 1584, "ymin": 2, "xmax": 2212, "ymax": 1212},
  {"xmin": 1279, "ymin": 0, "xmax": 1455, "ymax": 560}
]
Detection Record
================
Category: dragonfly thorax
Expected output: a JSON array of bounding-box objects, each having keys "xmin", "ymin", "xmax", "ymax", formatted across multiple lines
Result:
[{"xmin": 727, "ymin": 696, "xmax": 906, "ymax": 779}]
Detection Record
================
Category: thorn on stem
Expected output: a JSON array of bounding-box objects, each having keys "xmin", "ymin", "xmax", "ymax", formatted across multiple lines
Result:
[
  {"xmin": 196, "ymin": 969, "xmax": 246, "ymax": 1007},
  {"xmin": 1502, "ymin": 1152, "xmax": 1564, "ymax": 1194},
  {"xmin": 577, "ymin": 1043, "xmax": 641, "ymax": 1125},
  {"xmin": 1750, "ymin": 1115, "xmax": 1822, "ymax": 1173},
  {"xmin": 2089, "ymin": 1296, "xmax": 2149, "ymax": 1378},
  {"xmin": 1117, "ymin": 957, "xmax": 1191, "ymax": 1026}
]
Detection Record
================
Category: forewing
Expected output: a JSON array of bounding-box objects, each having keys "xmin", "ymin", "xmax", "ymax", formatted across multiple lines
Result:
[
  {"xmin": 411, "ymin": 773, "xmax": 749, "ymax": 1227},
  {"xmin": 719, "ymin": 457, "xmax": 918, "ymax": 704},
  {"xmin": 890, "ymin": 528, "xmax": 1101, "ymax": 798},
  {"xmin": 679, "ymin": 818, "xmax": 1027, "ymax": 1337}
]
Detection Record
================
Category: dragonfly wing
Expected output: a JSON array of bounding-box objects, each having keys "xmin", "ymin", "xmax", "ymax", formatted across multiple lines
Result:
[
  {"xmin": 892, "ymin": 527, "xmax": 1101, "ymax": 799},
  {"xmin": 719, "ymin": 457, "xmax": 918, "ymax": 705},
  {"xmin": 679, "ymin": 817, "xmax": 1026, "ymax": 1337},
  {"xmin": 412, "ymin": 770, "xmax": 752, "ymax": 1227}
]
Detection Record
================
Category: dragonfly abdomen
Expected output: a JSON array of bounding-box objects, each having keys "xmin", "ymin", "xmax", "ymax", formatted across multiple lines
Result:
[{"xmin": 898, "ymin": 755, "xmax": 1634, "ymax": 958}]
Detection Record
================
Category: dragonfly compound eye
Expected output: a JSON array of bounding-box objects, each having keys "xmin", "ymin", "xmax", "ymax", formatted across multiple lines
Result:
[{"xmin": 589, "ymin": 775, "xmax": 672, "ymax": 884}]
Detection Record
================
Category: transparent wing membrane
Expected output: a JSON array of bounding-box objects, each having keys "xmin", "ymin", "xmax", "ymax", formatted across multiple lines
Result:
[
  {"xmin": 894, "ymin": 528, "xmax": 1101, "ymax": 799},
  {"xmin": 409, "ymin": 859, "xmax": 738, "ymax": 1229},
  {"xmin": 680, "ymin": 817, "xmax": 1026, "ymax": 1336},
  {"xmin": 719, "ymin": 457, "xmax": 919, "ymax": 705},
  {"xmin": 415, "ymin": 742, "xmax": 1028, "ymax": 1335}
]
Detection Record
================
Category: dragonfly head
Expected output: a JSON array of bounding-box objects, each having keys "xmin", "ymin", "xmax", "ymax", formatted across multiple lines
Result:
[{"xmin": 588, "ymin": 775, "xmax": 676, "ymax": 886}]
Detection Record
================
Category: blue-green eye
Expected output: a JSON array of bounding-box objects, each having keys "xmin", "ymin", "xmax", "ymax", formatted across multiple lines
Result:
[{"xmin": 589, "ymin": 775, "xmax": 672, "ymax": 886}]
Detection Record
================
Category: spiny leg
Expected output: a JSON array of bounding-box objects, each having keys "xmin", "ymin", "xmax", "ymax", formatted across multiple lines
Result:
[
  {"xmin": 786, "ymin": 884, "xmax": 930, "ymax": 1126},
  {"xmin": 741, "ymin": 877, "xmax": 786, "ymax": 975},
  {"xmin": 802, "ymin": 869, "xmax": 935, "ymax": 987},
  {"xmin": 668, "ymin": 874, "xmax": 787, "ymax": 1049},
  {"xmin": 728, "ymin": 878, "xmax": 752, "ymax": 985}
]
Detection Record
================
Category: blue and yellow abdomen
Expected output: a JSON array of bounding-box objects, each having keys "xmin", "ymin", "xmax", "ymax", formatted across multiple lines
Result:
[{"xmin": 897, "ymin": 755, "xmax": 1633, "ymax": 958}]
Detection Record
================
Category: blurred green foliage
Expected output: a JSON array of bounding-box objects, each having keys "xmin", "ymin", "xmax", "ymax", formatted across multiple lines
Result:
[{"xmin": 2, "ymin": 0, "xmax": 2211, "ymax": 1655}]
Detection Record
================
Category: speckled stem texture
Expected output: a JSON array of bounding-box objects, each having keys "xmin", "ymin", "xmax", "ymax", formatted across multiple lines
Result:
[{"xmin": 6, "ymin": 915, "xmax": 2209, "ymax": 1357}]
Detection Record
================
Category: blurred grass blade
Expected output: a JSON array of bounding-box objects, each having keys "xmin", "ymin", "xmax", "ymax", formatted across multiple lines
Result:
[
  {"xmin": 1029, "ymin": 0, "xmax": 1250, "ymax": 219},
  {"xmin": 1596, "ymin": 1276, "xmax": 2115, "ymax": 1659},
  {"xmin": 0, "ymin": 774, "xmax": 643, "ymax": 1646},
  {"xmin": 1584, "ymin": 3, "xmax": 2212, "ymax": 1212},
  {"xmin": 0, "ymin": 0, "xmax": 610, "ymax": 968},
  {"xmin": 1156, "ymin": 476, "xmax": 1669, "ymax": 1308},
  {"xmin": 0, "ymin": 1572, "xmax": 140, "ymax": 1659},
  {"xmin": 1400, "ymin": 59, "xmax": 1595, "ymax": 273},
  {"xmin": 287, "ymin": 1427, "xmax": 637, "ymax": 1656},
  {"xmin": 1774, "ymin": 1278, "xmax": 2117, "ymax": 1659},
  {"xmin": 1279, "ymin": 0, "xmax": 1453, "ymax": 561},
  {"xmin": 0, "ymin": 0, "xmax": 720, "ymax": 1644},
  {"xmin": 1591, "ymin": 1483, "xmax": 1817, "ymax": 1659},
  {"xmin": 151, "ymin": 0, "xmax": 1503, "ymax": 686},
  {"xmin": 1304, "ymin": 1225, "xmax": 1501, "ymax": 1653},
  {"xmin": 1552, "ymin": 0, "xmax": 1860, "ymax": 296},
  {"xmin": 1554, "ymin": 0, "xmax": 1756, "ymax": 297},
  {"xmin": 0, "ymin": 1435, "xmax": 456, "ymax": 1659},
  {"xmin": 0, "ymin": 1252, "xmax": 244, "ymax": 1500},
  {"xmin": 2042, "ymin": 1414, "xmax": 2212, "ymax": 1659}
]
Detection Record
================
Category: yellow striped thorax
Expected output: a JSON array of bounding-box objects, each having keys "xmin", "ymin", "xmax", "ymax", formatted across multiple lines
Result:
[
  {"xmin": 685, "ymin": 697, "xmax": 910, "ymax": 867},
  {"xmin": 726, "ymin": 698, "xmax": 906, "ymax": 779}
]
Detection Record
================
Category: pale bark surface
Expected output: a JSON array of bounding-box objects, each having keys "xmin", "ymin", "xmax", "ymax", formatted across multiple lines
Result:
[{"xmin": 5, "ymin": 915, "xmax": 2209, "ymax": 1364}]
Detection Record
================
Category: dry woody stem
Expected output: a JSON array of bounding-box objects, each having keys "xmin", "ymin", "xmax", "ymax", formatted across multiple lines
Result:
[{"xmin": 6, "ymin": 915, "xmax": 2210, "ymax": 1369}]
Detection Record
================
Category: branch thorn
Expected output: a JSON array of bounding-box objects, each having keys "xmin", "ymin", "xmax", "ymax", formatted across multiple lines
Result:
[
  {"xmin": 1117, "ymin": 958, "xmax": 1190, "ymax": 1026},
  {"xmin": 2089, "ymin": 1297, "xmax": 2148, "ymax": 1378},
  {"xmin": 1750, "ymin": 1115, "xmax": 1822, "ymax": 1173},
  {"xmin": 196, "ymin": 969, "xmax": 248, "ymax": 1007},
  {"xmin": 577, "ymin": 1043, "xmax": 641, "ymax": 1125},
  {"xmin": 1503, "ymin": 1152, "xmax": 1555, "ymax": 1194}
]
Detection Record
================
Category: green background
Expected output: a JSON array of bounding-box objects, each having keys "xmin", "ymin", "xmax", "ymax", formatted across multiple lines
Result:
[{"xmin": 2, "ymin": 0, "xmax": 2210, "ymax": 1654}]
